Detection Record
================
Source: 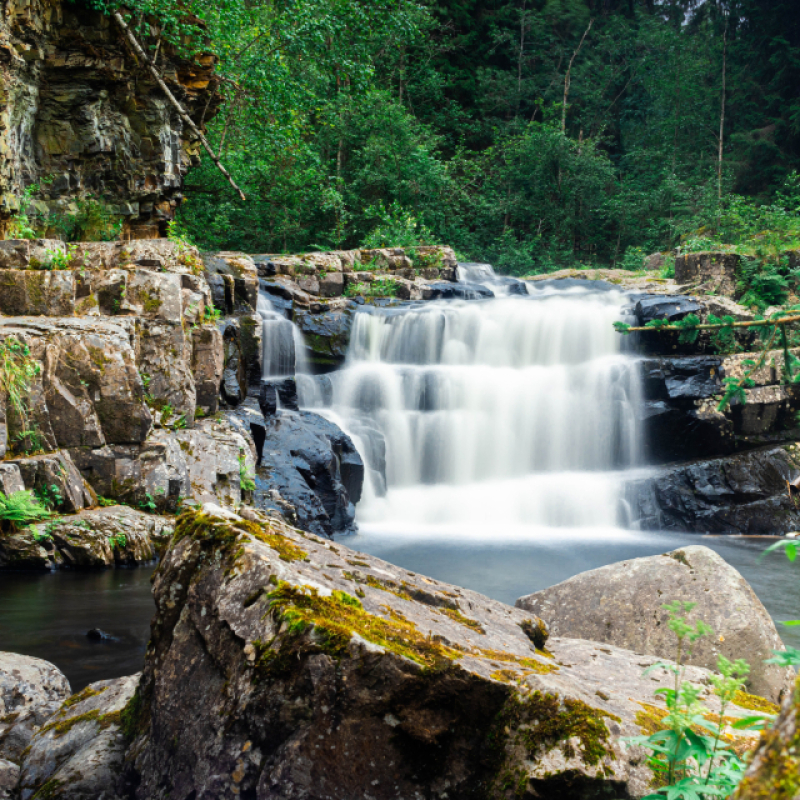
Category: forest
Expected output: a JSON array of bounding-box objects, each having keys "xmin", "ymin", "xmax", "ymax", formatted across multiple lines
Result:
[{"xmin": 102, "ymin": 0, "xmax": 800, "ymax": 274}]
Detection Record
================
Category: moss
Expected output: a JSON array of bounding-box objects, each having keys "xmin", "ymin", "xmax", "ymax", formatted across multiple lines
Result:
[
  {"xmin": 505, "ymin": 691, "xmax": 621, "ymax": 768},
  {"xmin": 62, "ymin": 685, "xmax": 107, "ymax": 709},
  {"xmin": 346, "ymin": 558, "xmax": 370, "ymax": 567},
  {"xmin": 440, "ymin": 607, "xmax": 486, "ymax": 634},
  {"xmin": 141, "ymin": 288, "xmax": 162, "ymax": 313},
  {"xmin": 477, "ymin": 647, "xmax": 557, "ymax": 675},
  {"xmin": 239, "ymin": 519, "xmax": 308, "ymax": 562},
  {"xmin": 734, "ymin": 690, "xmax": 780, "ymax": 715},
  {"xmin": 491, "ymin": 669, "xmax": 519, "ymax": 684},
  {"xmin": 38, "ymin": 704, "xmax": 124, "ymax": 739},
  {"xmin": 253, "ymin": 580, "xmax": 463, "ymax": 677},
  {"xmin": 119, "ymin": 684, "xmax": 148, "ymax": 741},
  {"xmin": 31, "ymin": 778, "xmax": 63, "ymax": 800},
  {"xmin": 668, "ymin": 550, "xmax": 690, "ymax": 567}
]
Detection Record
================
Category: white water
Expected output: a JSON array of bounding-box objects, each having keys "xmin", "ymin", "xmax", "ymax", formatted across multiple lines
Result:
[
  {"xmin": 305, "ymin": 271, "xmax": 645, "ymax": 531},
  {"xmin": 257, "ymin": 292, "xmax": 309, "ymax": 379}
]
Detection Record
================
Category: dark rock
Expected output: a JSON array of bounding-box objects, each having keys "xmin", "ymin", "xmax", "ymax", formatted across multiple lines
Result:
[
  {"xmin": 220, "ymin": 322, "xmax": 248, "ymax": 407},
  {"xmin": 257, "ymin": 410, "xmax": 364, "ymax": 536},
  {"xmin": 258, "ymin": 382, "xmax": 277, "ymax": 418},
  {"xmin": 294, "ymin": 303, "xmax": 357, "ymax": 367},
  {"xmin": 517, "ymin": 545, "xmax": 793, "ymax": 703},
  {"xmin": 634, "ymin": 295, "xmax": 703, "ymax": 325},
  {"xmin": 86, "ymin": 629, "xmax": 119, "ymax": 642},
  {"xmin": 625, "ymin": 446, "xmax": 800, "ymax": 533},
  {"xmin": 421, "ymin": 281, "xmax": 494, "ymax": 301}
]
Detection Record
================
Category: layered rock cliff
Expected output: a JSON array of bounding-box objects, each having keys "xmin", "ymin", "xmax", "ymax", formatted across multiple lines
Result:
[{"xmin": 0, "ymin": 0, "xmax": 219, "ymax": 237}]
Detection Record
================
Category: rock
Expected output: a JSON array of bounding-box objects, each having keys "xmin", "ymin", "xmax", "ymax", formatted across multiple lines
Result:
[
  {"xmin": 625, "ymin": 445, "xmax": 800, "ymax": 534},
  {"xmin": 202, "ymin": 253, "xmax": 258, "ymax": 313},
  {"xmin": 734, "ymin": 674, "xmax": 800, "ymax": 799},
  {"xmin": 675, "ymin": 252, "xmax": 740, "ymax": 297},
  {"xmin": 86, "ymin": 630, "xmax": 118, "ymax": 642},
  {"xmin": 0, "ymin": 759, "xmax": 18, "ymax": 800},
  {"xmin": 191, "ymin": 325, "xmax": 224, "ymax": 415},
  {"xmin": 421, "ymin": 281, "xmax": 494, "ymax": 301},
  {"xmin": 634, "ymin": 294, "xmax": 703, "ymax": 325},
  {"xmin": 255, "ymin": 409, "xmax": 363, "ymax": 536},
  {"xmin": 517, "ymin": 545, "xmax": 793, "ymax": 703},
  {"xmin": 219, "ymin": 321, "xmax": 249, "ymax": 406},
  {"xmin": 294, "ymin": 303, "xmax": 356, "ymax": 367},
  {"xmin": 0, "ymin": 464, "xmax": 25, "ymax": 496},
  {"xmin": 0, "ymin": 240, "xmax": 66, "ymax": 270},
  {"xmin": 12, "ymin": 450, "xmax": 95, "ymax": 513},
  {"xmin": 120, "ymin": 509, "xmax": 762, "ymax": 800},
  {"xmin": 19, "ymin": 673, "xmax": 139, "ymax": 800},
  {"xmin": 0, "ymin": 531, "xmax": 51, "ymax": 570},
  {"xmin": 0, "ymin": 269, "xmax": 75, "ymax": 316},
  {"xmin": 0, "ymin": 652, "xmax": 71, "ymax": 764},
  {"xmin": 318, "ymin": 271, "xmax": 344, "ymax": 298},
  {"xmin": 0, "ymin": 317, "xmax": 152, "ymax": 452},
  {"xmin": 23, "ymin": 507, "xmax": 174, "ymax": 569},
  {"xmin": 644, "ymin": 252, "xmax": 665, "ymax": 271}
]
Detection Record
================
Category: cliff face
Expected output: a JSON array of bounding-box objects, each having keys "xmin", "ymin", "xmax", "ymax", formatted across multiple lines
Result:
[{"xmin": 0, "ymin": 0, "xmax": 219, "ymax": 237}]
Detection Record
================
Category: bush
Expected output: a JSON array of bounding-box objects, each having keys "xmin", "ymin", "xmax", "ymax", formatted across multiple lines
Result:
[{"xmin": 0, "ymin": 490, "xmax": 52, "ymax": 531}]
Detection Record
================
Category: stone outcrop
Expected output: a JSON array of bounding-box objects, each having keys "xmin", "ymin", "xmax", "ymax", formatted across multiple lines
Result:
[
  {"xmin": 117, "ymin": 507, "xmax": 763, "ymax": 800},
  {"xmin": 516, "ymin": 545, "xmax": 793, "ymax": 704},
  {"xmin": 674, "ymin": 252, "xmax": 740, "ymax": 297},
  {"xmin": 625, "ymin": 445, "xmax": 800, "ymax": 534},
  {"xmin": 0, "ymin": 1, "xmax": 219, "ymax": 237},
  {"xmin": 19, "ymin": 673, "xmax": 138, "ymax": 800},
  {"xmin": 0, "ymin": 506, "xmax": 174, "ymax": 570},
  {"xmin": 0, "ymin": 652, "xmax": 71, "ymax": 765}
]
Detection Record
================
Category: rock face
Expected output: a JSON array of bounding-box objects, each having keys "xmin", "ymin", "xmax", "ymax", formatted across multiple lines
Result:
[
  {"xmin": 19, "ymin": 673, "xmax": 139, "ymax": 800},
  {"xmin": 250, "ymin": 407, "xmax": 364, "ymax": 537},
  {"xmin": 0, "ymin": 652, "xmax": 71, "ymax": 765},
  {"xmin": 516, "ymin": 545, "xmax": 793, "ymax": 703},
  {"xmin": 674, "ymin": 252, "xmax": 740, "ymax": 297},
  {"xmin": 0, "ymin": 506, "xmax": 175, "ymax": 570},
  {"xmin": 0, "ymin": 1, "xmax": 219, "ymax": 237},
  {"xmin": 625, "ymin": 445, "xmax": 800, "ymax": 534},
  {"xmin": 119, "ymin": 508, "xmax": 763, "ymax": 800}
]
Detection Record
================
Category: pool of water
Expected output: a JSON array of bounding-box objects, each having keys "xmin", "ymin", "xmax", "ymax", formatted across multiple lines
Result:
[
  {"xmin": 0, "ymin": 567, "xmax": 156, "ymax": 692},
  {"xmin": 2, "ymin": 529, "xmax": 798, "ymax": 692}
]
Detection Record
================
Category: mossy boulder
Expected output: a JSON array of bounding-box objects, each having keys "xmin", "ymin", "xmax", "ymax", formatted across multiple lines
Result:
[
  {"xmin": 517, "ymin": 545, "xmax": 794, "ymax": 704},
  {"xmin": 121, "ymin": 508, "xmax": 762, "ymax": 799}
]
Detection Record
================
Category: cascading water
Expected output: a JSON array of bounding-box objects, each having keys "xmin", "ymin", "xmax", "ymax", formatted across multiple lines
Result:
[
  {"xmin": 306, "ymin": 267, "xmax": 645, "ymax": 534},
  {"xmin": 257, "ymin": 291, "xmax": 308, "ymax": 381}
]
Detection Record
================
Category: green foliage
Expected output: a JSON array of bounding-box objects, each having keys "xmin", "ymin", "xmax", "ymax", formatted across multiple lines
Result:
[
  {"xmin": 7, "ymin": 184, "xmax": 42, "ymax": 239},
  {"xmin": 138, "ymin": 493, "xmax": 157, "ymax": 514},
  {"xmin": 107, "ymin": 532, "xmax": 127, "ymax": 550},
  {"xmin": 0, "ymin": 336, "xmax": 41, "ymax": 447},
  {"xmin": 361, "ymin": 202, "xmax": 433, "ymax": 249},
  {"xmin": 203, "ymin": 306, "xmax": 222, "ymax": 324},
  {"xmin": 34, "ymin": 484, "xmax": 63, "ymax": 511},
  {"xmin": 239, "ymin": 454, "xmax": 256, "ymax": 492},
  {"xmin": 627, "ymin": 602, "xmax": 762, "ymax": 800},
  {"xmin": 0, "ymin": 490, "xmax": 52, "ymax": 531},
  {"xmin": 49, "ymin": 197, "xmax": 123, "ymax": 243}
]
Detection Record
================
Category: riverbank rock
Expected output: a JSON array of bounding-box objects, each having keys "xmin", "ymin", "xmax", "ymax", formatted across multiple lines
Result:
[
  {"xmin": 119, "ymin": 507, "xmax": 762, "ymax": 799},
  {"xmin": 0, "ymin": 653, "xmax": 71, "ymax": 765},
  {"xmin": 19, "ymin": 673, "xmax": 139, "ymax": 800},
  {"xmin": 516, "ymin": 545, "xmax": 793, "ymax": 703},
  {"xmin": 0, "ymin": 759, "xmax": 18, "ymax": 800},
  {"xmin": 625, "ymin": 445, "xmax": 800, "ymax": 534}
]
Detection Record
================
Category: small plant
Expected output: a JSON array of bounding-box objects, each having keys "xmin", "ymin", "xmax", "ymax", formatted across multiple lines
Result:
[
  {"xmin": 7, "ymin": 184, "xmax": 43, "ymax": 240},
  {"xmin": 97, "ymin": 496, "xmax": 117, "ymax": 507},
  {"xmin": 0, "ymin": 490, "xmax": 52, "ymax": 531},
  {"xmin": 33, "ymin": 247, "xmax": 74, "ymax": 271},
  {"xmin": 107, "ymin": 532, "xmax": 127, "ymax": 550},
  {"xmin": 203, "ymin": 305, "xmax": 222, "ymax": 324},
  {"xmin": 49, "ymin": 196, "xmax": 123, "ymax": 242},
  {"xmin": 239, "ymin": 454, "xmax": 256, "ymax": 492},
  {"xmin": 627, "ymin": 601, "xmax": 764, "ymax": 799},
  {"xmin": 139, "ymin": 492, "xmax": 157, "ymax": 513},
  {"xmin": 172, "ymin": 414, "xmax": 188, "ymax": 430},
  {"xmin": 161, "ymin": 404, "xmax": 174, "ymax": 419},
  {"xmin": 34, "ymin": 483, "xmax": 63, "ymax": 510}
]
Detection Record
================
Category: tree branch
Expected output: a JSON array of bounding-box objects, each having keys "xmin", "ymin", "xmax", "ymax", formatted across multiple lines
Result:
[{"xmin": 112, "ymin": 10, "xmax": 246, "ymax": 202}]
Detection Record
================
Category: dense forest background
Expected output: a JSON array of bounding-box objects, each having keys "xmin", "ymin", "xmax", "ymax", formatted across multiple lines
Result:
[{"xmin": 148, "ymin": 0, "xmax": 800, "ymax": 274}]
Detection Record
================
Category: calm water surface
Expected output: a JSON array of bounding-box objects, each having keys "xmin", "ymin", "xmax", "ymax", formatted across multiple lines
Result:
[{"xmin": 2, "ymin": 529, "xmax": 799, "ymax": 692}]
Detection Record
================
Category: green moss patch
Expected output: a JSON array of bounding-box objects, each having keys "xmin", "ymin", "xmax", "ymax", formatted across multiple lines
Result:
[
  {"xmin": 440, "ymin": 607, "xmax": 486, "ymax": 634},
  {"xmin": 62, "ymin": 685, "xmax": 108, "ymax": 709},
  {"xmin": 734, "ymin": 690, "xmax": 780, "ymax": 715},
  {"xmin": 477, "ymin": 647, "xmax": 557, "ymax": 675},
  {"xmin": 255, "ymin": 581, "xmax": 464, "ymax": 673}
]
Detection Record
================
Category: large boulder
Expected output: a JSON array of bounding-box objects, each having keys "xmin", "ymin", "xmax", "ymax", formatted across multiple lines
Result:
[
  {"xmin": 119, "ymin": 508, "xmax": 762, "ymax": 800},
  {"xmin": 516, "ymin": 545, "xmax": 793, "ymax": 703},
  {"xmin": 674, "ymin": 252, "xmax": 739, "ymax": 297},
  {"xmin": 0, "ymin": 653, "xmax": 71, "ymax": 764},
  {"xmin": 19, "ymin": 674, "xmax": 139, "ymax": 800}
]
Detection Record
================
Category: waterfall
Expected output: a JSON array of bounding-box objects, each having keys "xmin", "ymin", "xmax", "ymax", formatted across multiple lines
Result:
[
  {"xmin": 311, "ymin": 282, "xmax": 644, "ymax": 531},
  {"xmin": 257, "ymin": 291, "xmax": 308, "ymax": 380}
]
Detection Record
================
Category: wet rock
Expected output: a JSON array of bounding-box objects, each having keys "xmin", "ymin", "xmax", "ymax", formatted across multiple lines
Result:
[
  {"xmin": 634, "ymin": 295, "xmax": 702, "ymax": 325},
  {"xmin": 256, "ymin": 409, "xmax": 363, "ymax": 536},
  {"xmin": 625, "ymin": 445, "xmax": 800, "ymax": 534},
  {"xmin": 86, "ymin": 630, "xmax": 118, "ymax": 642},
  {"xmin": 517, "ymin": 545, "xmax": 793, "ymax": 703},
  {"xmin": 220, "ymin": 321, "xmax": 248, "ymax": 407},
  {"xmin": 0, "ymin": 531, "xmax": 50, "ymax": 570},
  {"xmin": 0, "ymin": 652, "xmax": 71, "ymax": 765},
  {"xmin": 120, "ymin": 508, "xmax": 761, "ymax": 800},
  {"xmin": 421, "ymin": 281, "xmax": 494, "ymax": 300},
  {"xmin": 19, "ymin": 673, "xmax": 138, "ymax": 800},
  {"xmin": 294, "ymin": 302, "xmax": 356, "ymax": 367}
]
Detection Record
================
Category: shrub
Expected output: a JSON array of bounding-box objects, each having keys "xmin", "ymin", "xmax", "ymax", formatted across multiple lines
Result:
[{"xmin": 0, "ymin": 490, "xmax": 52, "ymax": 531}]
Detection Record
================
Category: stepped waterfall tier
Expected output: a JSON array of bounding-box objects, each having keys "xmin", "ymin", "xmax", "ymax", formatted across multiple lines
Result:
[{"xmin": 306, "ymin": 280, "xmax": 645, "ymax": 531}]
